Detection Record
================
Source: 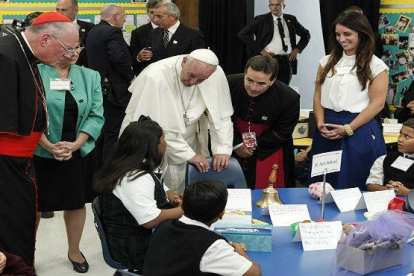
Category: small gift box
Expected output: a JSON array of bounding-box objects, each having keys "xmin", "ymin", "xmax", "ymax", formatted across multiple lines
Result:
[{"xmin": 336, "ymin": 242, "xmax": 403, "ymax": 275}]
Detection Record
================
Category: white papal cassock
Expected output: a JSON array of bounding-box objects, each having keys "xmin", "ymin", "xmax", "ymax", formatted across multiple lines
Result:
[{"xmin": 120, "ymin": 54, "xmax": 234, "ymax": 194}]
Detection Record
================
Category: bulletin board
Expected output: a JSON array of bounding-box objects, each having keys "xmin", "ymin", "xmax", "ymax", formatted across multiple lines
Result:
[
  {"xmin": 0, "ymin": 1, "xmax": 148, "ymax": 30},
  {"xmin": 380, "ymin": 0, "xmax": 414, "ymax": 107}
]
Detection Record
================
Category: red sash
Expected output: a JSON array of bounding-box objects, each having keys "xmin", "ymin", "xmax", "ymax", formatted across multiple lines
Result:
[
  {"xmin": 235, "ymin": 117, "xmax": 285, "ymax": 189},
  {"xmin": 0, "ymin": 132, "xmax": 42, "ymax": 157}
]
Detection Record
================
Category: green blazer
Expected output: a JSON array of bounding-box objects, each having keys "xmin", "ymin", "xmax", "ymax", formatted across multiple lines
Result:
[{"xmin": 34, "ymin": 64, "xmax": 104, "ymax": 158}]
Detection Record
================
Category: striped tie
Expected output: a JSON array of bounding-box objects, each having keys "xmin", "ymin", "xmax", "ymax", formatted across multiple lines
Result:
[{"xmin": 163, "ymin": 29, "xmax": 169, "ymax": 48}]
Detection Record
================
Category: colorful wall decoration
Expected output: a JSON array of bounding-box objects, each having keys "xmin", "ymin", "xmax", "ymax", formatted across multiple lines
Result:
[
  {"xmin": 380, "ymin": 0, "xmax": 414, "ymax": 108},
  {"xmin": 0, "ymin": 1, "xmax": 147, "ymax": 27}
]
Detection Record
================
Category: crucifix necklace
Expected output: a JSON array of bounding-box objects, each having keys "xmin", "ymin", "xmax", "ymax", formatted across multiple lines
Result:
[{"xmin": 175, "ymin": 58, "xmax": 197, "ymax": 126}]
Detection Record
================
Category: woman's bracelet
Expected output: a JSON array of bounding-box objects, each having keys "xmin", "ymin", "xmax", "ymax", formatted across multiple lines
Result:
[{"xmin": 343, "ymin": 124, "xmax": 354, "ymax": 136}]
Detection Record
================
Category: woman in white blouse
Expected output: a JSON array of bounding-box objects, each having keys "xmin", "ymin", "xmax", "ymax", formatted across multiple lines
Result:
[{"xmin": 310, "ymin": 12, "xmax": 389, "ymax": 190}]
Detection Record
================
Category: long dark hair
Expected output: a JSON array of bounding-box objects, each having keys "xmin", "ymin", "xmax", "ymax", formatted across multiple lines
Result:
[
  {"xmin": 93, "ymin": 119, "xmax": 164, "ymax": 193},
  {"xmin": 317, "ymin": 12, "xmax": 375, "ymax": 91}
]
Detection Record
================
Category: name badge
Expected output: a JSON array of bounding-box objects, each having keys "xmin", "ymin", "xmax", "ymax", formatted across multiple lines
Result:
[
  {"xmin": 391, "ymin": 156, "xmax": 414, "ymax": 172},
  {"xmin": 242, "ymin": 132, "xmax": 257, "ymax": 148},
  {"xmin": 50, "ymin": 78, "xmax": 71, "ymax": 91}
]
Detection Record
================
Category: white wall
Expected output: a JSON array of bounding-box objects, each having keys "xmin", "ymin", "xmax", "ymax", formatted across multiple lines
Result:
[{"xmin": 254, "ymin": 0, "xmax": 325, "ymax": 109}]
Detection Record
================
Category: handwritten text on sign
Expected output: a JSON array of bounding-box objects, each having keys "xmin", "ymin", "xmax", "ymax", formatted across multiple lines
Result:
[
  {"xmin": 269, "ymin": 204, "xmax": 311, "ymax": 227},
  {"xmin": 311, "ymin": 150, "xmax": 342, "ymax": 177},
  {"xmin": 298, "ymin": 221, "xmax": 342, "ymax": 251}
]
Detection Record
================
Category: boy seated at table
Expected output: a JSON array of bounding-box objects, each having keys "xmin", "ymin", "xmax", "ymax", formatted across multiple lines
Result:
[
  {"xmin": 366, "ymin": 118, "xmax": 414, "ymax": 196},
  {"xmin": 142, "ymin": 179, "xmax": 261, "ymax": 276}
]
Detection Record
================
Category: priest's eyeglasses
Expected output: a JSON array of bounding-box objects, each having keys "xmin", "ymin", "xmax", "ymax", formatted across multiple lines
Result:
[
  {"xmin": 50, "ymin": 34, "xmax": 84, "ymax": 55},
  {"xmin": 245, "ymin": 78, "xmax": 268, "ymax": 88}
]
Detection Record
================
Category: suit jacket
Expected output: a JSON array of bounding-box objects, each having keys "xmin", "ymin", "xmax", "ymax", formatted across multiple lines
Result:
[
  {"xmin": 86, "ymin": 20, "xmax": 134, "ymax": 107},
  {"xmin": 238, "ymin": 12, "xmax": 310, "ymax": 74},
  {"xmin": 130, "ymin": 22, "xmax": 154, "ymax": 75},
  {"xmin": 149, "ymin": 22, "xmax": 205, "ymax": 64},
  {"xmin": 77, "ymin": 19, "xmax": 95, "ymax": 67},
  {"xmin": 35, "ymin": 64, "xmax": 104, "ymax": 158}
]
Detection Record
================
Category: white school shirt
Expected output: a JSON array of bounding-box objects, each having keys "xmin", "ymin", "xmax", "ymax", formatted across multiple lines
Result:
[
  {"xmin": 179, "ymin": 216, "xmax": 252, "ymax": 276},
  {"xmin": 320, "ymin": 53, "xmax": 388, "ymax": 113},
  {"xmin": 366, "ymin": 154, "xmax": 414, "ymax": 186},
  {"xmin": 113, "ymin": 172, "xmax": 169, "ymax": 225}
]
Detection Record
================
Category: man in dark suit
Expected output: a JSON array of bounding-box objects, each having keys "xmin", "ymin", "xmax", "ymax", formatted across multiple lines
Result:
[
  {"xmin": 56, "ymin": 0, "xmax": 94, "ymax": 67},
  {"xmin": 136, "ymin": 2, "xmax": 205, "ymax": 71},
  {"xmin": 238, "ymin": 0, "xmax": 310, "ymax": 85},
  {"xmin": 87, "ymin": 4, "xmax": 135, "ymax": 159},
  {"xmin": 130, "ymin": 0, "xmax": 162, "ymax": 75}
]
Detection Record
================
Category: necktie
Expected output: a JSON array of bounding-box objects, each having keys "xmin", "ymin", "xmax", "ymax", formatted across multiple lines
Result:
[
  {"xmin": 277, "ymin": 18, "xmax": 288, "ymax": 52},
  {"xmin": 163, "ymin": 29, "xmax": 169, "ymax": 48}
]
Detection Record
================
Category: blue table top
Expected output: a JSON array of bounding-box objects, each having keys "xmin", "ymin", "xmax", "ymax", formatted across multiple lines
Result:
[{"xmin": 249, "ymin": 188, "xmax": 414, "ymax": 276}]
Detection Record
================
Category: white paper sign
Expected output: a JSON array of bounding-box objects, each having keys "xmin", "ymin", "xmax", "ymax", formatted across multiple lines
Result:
[
  {"xmin": 363, "ymin": 190, "xmax": 395, "ymax": 214},
  {"xmin": 325, "ymin": 188, "xmax": 366, "ymax": 212},
  {"xmin": 293, "ymin": 221, "xmax": 343, "ymax": 251},
  {"xmin": 269, "ymin": 204, "xmax": 311, "ymax": 227},
  {"xmin": 215, "ymin": 189, "xmax": 252, "ymax": 227},
  {"xmin": 391, "ymin": 156, "xmax": 414, "ymax": 172},
  {"xmin": 225, "ymin": 189, "xmax": 252, "ymax": 211},
  {"xmin": 311, "ymin": 150, "xmax": 342, "ymax": 177}
]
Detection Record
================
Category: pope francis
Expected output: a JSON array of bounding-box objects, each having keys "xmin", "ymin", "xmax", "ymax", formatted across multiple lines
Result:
[{"xmin": 120, "ymin": 49, "xmax": 234, "ymax": 193}]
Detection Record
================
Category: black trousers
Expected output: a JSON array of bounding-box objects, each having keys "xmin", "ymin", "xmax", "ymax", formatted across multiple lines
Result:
[
  {"xmin": 273, "ymin": 55, "xmax": 292, "ymax": 85},
  {"xmin": 102, "ymin": 99, "xmax": 126, "ymax": 160},
  {"xmin": 0, "ymin": 154, "xmax": 36, "ymax": 267}
]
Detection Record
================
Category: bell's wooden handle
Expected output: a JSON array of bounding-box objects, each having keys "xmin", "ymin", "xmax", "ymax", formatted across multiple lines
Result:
[{"xmin": 268, "ymin": 164, "xmax": 278, "ymax": 185}]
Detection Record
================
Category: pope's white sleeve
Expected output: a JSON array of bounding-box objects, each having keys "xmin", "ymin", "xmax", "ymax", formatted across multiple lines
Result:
[
  {"xmin": 210, "ymin": 116, "xmax": 233, "ymax": 155},
  {"xmin": 164, "ymin": 130, "xmax": 196, "ymax": 164}
]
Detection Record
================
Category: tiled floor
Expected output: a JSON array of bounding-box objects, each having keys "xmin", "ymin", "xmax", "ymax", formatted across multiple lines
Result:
[{"xmin": 35, "ymin": 203, "xmax": 115, "ymax": 276}]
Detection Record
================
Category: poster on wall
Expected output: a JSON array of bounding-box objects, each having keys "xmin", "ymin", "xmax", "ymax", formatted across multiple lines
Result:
[{"xmin": 379, "ymin": 13, "xmax": 414, "ymax": 107}]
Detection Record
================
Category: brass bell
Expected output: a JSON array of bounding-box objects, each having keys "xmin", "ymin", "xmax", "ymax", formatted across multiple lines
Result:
[{"xmin": 255, "ymin": 163, "xmax": 284, "ymax": 208}]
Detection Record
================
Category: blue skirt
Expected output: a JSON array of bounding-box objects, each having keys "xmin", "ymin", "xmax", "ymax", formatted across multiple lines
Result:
[{"xmin": 308, "ymin": 109, "xmax": 386, "ymax": 191}]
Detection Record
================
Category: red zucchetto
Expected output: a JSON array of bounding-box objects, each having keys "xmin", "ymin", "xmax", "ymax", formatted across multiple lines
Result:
[{"xmin": 31, "ymin": 11, "xmax": 72, "ymax": 26}]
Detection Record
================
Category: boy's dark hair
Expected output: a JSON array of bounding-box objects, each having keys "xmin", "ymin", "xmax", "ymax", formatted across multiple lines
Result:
[
  {"xmin": 245, "ymin": 55, "xmax": 279, "ymax": 81},
  {"xmin": 403, "ymin": 118, "xmax": 414, "ymax": 130},
  {"xmin": 182, "ymin": 179, "xmax": 228, "ymax": 224}
]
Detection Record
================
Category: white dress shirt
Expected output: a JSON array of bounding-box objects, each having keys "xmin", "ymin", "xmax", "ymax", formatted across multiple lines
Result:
[
  {"xmin": 165, "ymin": 20, "xmax": 180, "ymax": 41},
  {"xmin": 179, "ymin": 216, "xmax": 252, "ymax": 276},
  {"xmin": 265, "ymin": 14, "xmax": 292, "ymax": 55}
]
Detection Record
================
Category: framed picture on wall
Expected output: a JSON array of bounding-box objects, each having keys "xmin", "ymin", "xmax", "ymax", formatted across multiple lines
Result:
[{"xmin": 395, "ymin": 15, "xmax": 412, "ymax": 33}]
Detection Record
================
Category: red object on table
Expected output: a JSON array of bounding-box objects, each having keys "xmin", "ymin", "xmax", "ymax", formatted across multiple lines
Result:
[{"xmin": 388, "ymin": 197, "xmax": 406, "ymax": 211}]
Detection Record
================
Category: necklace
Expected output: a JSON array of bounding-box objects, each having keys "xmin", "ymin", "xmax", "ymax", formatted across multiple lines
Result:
[
  {"xmin": 11, "ymin": 31, "xmax": 49, "ymax": 134},
  {"xmin": 175, "ymin": 58, "xmax": 197, "ymax": 126}
]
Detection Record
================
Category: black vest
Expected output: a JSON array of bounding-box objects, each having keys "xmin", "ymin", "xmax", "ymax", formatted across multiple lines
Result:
[
  {"xmin": 142, "ymin": 219, "xmax": 225, "ymax": 276},
  {"xmin": 383, "ymin": 151, "xmax": 414, "ymax": 189},
  {"xmin": 99, "ymin": 172, "xmax": 171, "ymax": 270}
]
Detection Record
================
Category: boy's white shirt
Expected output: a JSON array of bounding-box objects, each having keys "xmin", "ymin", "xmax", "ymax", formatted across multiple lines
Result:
[
  {"xmin": 366, "ymin": 153, "xmax": 414, "ymax": 186},
  {"xmin": 179, "ymin": 216, "xmax": 252, "ymax": 276}
]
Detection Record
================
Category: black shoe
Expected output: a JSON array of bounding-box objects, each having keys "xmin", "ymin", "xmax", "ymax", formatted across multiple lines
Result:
[
  {"xmin": 41, "ymin": 211, "xmax": 54, "ymax": 218},
  {"xmin": 68, "ymin": 252, "xmax": 89, "ymax": 273}
]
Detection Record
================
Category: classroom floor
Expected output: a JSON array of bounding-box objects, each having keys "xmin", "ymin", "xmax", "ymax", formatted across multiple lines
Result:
[{"xmin": 35, "ymin": 203, "xmax": 115, "ymax": 276}]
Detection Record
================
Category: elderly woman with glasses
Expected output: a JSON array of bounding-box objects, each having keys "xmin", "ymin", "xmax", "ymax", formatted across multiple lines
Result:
[{"xmin": 33, "ymin": 36, "xmax": 104, "ymax": 273}]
